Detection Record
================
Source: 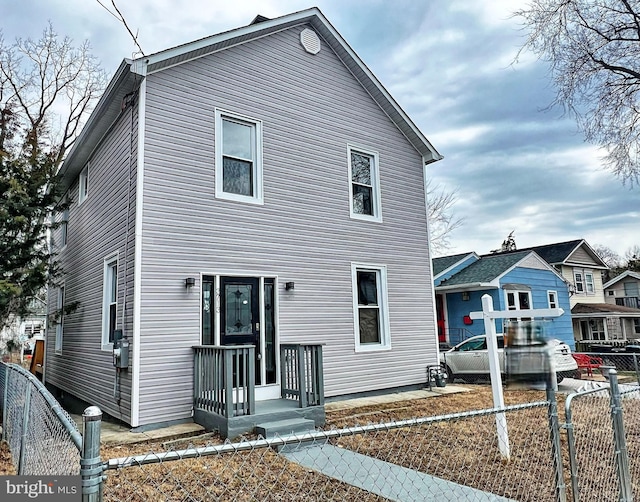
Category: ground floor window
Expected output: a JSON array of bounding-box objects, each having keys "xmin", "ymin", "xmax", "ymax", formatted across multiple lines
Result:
[
  {"xmin": 54, "ymin": 286, "xmax": 64, "ymax": 354},
  {"xmin": 352, "ymin": 263, "xmax": 390, "ymax": 351},
  {"xmin": 580, "ymin": 319, "xmax": 606, "ymax": 341}
]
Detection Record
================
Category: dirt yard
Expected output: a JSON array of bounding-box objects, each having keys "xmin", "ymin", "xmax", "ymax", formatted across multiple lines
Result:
[{"xmin": 0, "ymin": 386, "xmax": 572, "ymax": 501}]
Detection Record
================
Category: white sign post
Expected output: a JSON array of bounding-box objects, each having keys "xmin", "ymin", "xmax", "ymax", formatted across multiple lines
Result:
[{"xmin": 469, "ymin": 294, "xmax": 564, "ymax": 460}]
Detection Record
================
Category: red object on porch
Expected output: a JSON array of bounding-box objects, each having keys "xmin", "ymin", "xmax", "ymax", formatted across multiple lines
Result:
[{"xmin": 463, "ymin": 315, "xmax": 473, "ymax": 325}]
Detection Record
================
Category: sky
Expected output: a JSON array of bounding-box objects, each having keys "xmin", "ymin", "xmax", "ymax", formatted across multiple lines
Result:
[{"xmin": 2, "ymin": 0, "xmax": 638, "ymax": 258}]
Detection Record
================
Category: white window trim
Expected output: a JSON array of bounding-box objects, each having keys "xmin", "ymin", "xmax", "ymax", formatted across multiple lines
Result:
[
  {"xmin": 505, "ymin": 290, "xmax": 532, "ymax": 310},
  {"xmin": 351, "ymin": 263, "xmax": 391, "ymax": 352},
  {"xmin": 585, "ymin": 272, "xmax": 595, "ymax": 295},
  {"xmin": 101, "ymin": 254, "xmax": 119, "ymax": 350},
  {"xmin": 547, "ymin": 290, "xmax": 558, "ymax": 309},
  {"xmin": 54, "ymin": 285, "xmax": 64, "ymax": 354},
  {"xmin": 347, "ymin": 144, "xmax": 382, "ymax": 222},
  {"xmin": 60, "ymin": 205, "xmax": 69, "ymax": 250},
  {"xmin": 574, "ymin": 271, "xmax": 585, "ymax": 294},
  {"xmin": 78, "ymin": 165, "xmax": 89, "ymax": 205},
  {"xmin": 214, "ymin": 109, "xmax": 264, "ymax": 205}
]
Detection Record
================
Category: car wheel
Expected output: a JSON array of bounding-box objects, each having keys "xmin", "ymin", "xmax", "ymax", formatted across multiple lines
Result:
[{"xmin": 443, "ymin": 365, "xmax": 454, "ymax": 383}]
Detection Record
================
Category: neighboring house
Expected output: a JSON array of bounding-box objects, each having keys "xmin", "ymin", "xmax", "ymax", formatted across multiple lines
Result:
[
  {"xmin": 603, "ymin": 271, "xmax": 640, "ymax": 339},
  {"xmin": 496, "ymin": 239, "xmax": 640, "ymax": 348},
  {"xmin": 1, "ymin": 297, "xmax": 47, "ymax": 354},
  {"xmin": 45, "ymin": 8, "xmax": 442, "ymax": 433},
  {"xmin": 433, "ymin": 250, "xmax": 574, "ymax": 349}
]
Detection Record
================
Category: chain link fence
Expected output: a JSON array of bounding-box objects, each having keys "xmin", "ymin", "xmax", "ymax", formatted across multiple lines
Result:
[
  {"xmin": 101, "ymin": 400, "xmax": 559, "ymax": 501},
  {"xmin": 0, "ymin": 362, "xmax": 82, "ymax": 475},
  {"xmin": 4, "ymin": 356, "xmax": 640, "ymax": 501}
]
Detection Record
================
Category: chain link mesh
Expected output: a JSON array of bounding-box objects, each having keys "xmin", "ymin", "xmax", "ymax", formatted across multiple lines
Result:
[
  {"xmin": 0, "ymin": 362, "xmax": 81, "ymax": 475},
  {"xmin": 620, "ymin": 385, "xmax": 640, "ymax": 498},
  {"xmin": 566, "ymin": 387, "xmax": 622, "ymax": 501},
  {"xmin": 103, "ymin": 402, "xmax": 556, "ymax": 501}
]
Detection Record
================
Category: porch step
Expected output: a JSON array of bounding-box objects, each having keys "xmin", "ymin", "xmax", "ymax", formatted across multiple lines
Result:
[
  {"xmin": 255, "ymin": 418, "xmax": 316, "ymax": 438},
  {"xmin": 256, "ymin": 418, "xmax": 325, "ymax": 453}
]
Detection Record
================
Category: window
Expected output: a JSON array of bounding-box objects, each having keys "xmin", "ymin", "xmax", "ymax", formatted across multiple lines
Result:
[
  {"xmin": 215, "ymin": 109, "xmax": 263, "ymax": 204},
  {"xmin": 55, "ymin": 286, "xmax": 64, "ymax": 353},
  {"xmin": 574, "ymin": 272, "xmax": 584, "ymax": 293},
  {"xmin": 78, "ymin": 166, "xmax": 88, "ymax": 204},
  {"xmin": 102, "ymin": 256, "xmax": 118, "ymax": 347},
  {"xmin": 506, "ymin": 291, "xmax": 531, "ymax": 310},
  {"xmin": 635, "ymin": 319, "xmax": 640, "ymax": 336},
  {"xmin": 60, "ymin": 207, "xmax": 69, "ymax": 248},
  {"xmin": 624, "ymin": 281, "xmax": 640, "ymax": 297},
  {"xmin": 352, "ymin": 264, "xmax": 390, "ymax": 351},
  {"xmin": 585, "ymin": 272, "xmax": 595, "ymax": 294},
  {"xmin": 547, "ymin": 290, "xmax": 558, "ymax": 309},
  {"xmin": 348, "ymin": 146, "xmax": 381, "ymax": 221}
]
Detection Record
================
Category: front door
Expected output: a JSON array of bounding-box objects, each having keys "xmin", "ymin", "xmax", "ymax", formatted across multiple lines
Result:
[
  {"xmin": 435, "ymin": 294, "xmax": 446, "ymax": 342},
  {"xmin": 220, "ymin": 277, "xmax": 260, "ymax": 346}
]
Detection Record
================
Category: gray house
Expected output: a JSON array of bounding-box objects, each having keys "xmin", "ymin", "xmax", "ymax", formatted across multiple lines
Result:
[{"xmin": 46, "ymin": 8, "xmax": 442, "ymax": 434}]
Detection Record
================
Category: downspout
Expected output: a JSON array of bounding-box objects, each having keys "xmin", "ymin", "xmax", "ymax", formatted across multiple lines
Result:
[{"xmin": 131, "ymin": 59, "xmax": 148, "ymax": 427}]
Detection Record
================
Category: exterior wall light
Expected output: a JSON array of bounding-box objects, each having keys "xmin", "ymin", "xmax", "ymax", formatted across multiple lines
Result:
[
  {"xmin": 185, "ymin": 277, "xmax": 196, "ymax": 288},
  {"xmin": 462, "ymin": 291, "xmax": 470, "ymax": 301},
  {"xmin": 285, "ymin": 281, "xmax": 295, "ymax": 291}
]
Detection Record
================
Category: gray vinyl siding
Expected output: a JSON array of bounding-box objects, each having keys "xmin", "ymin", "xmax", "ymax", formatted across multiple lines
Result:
[
  {"xmin": 137, "ymin": 24, "xmax": 437, "ymax": 424},
  {"xmin": 568, "ymin": 246, "xmax": 600, "ymax": 266},
  {"xmin": 45, "ymin": 105, "xmax": 138, "ymax": 423}
]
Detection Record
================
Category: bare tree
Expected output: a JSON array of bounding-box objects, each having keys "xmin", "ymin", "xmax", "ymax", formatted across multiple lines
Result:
[
  {"xmin": 0, "ymin": 24, "xmax": 106, "ymax": 165},
  {"xmin": 515, "ymin": 0, "xmax": 640, "ymax": 185},
  {"xmin": 624, "ymin": 244, "xmax": 640, "ymax": 270},
  {"xmin": 593, "ymin": 243, "xmax": 623, "ymax": 268},
  {"xmin": 0, "ymin": 26, "xmax": 106, "ymax": 331},
  {"xmin": 427, "ymin": 180, "xmax": 464, "ymax": 256}
]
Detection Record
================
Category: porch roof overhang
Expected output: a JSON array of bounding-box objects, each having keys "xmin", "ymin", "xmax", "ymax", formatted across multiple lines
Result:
[
  {"xmin": 571, "ymin": 303, "xmax": 640, "ymax": 318},
  {"xmin": 435, "ymin": 282, "xmax": 498, "ymax": 293}
]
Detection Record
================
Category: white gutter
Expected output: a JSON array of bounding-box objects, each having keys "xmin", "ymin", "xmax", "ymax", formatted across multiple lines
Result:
[{"xmin": 131, "ymin": 72, "xmax": 147, "ymax": 427}]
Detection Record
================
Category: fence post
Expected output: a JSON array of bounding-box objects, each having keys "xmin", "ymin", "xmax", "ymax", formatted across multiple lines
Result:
[
  {"xmin": 17, "ymin": 383, "xmax": 32, "ymax": 475},
  {"xmin": 633, "ymin": 355, "xmax": 639, "ymax": 385},
  {"xmin": 2, "ymin": 365, "xmax": 8, "ymax": 442},
  {"xmin": 564, "ymin": 393, "xmax": 581, "ymax": 502},
  {"xmin": 608, "ymin": 370, "xmax": 633, "ymax": 502},
  {"xmin": 81, "ymin": 406, "xmax": 104, "ymax": 502},
  {"xmin": 546, "ymin": 382, "xmax": 567, "ymax": 502}
]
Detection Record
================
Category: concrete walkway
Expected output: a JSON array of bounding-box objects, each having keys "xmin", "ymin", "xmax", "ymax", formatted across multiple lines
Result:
[{"xmin": 282, "ymin": 443, "xmax": 515, "ymax": 502}]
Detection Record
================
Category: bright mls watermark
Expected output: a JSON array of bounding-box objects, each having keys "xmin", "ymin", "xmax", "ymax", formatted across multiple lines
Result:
[{"xmin": 0, "ymin": 476, "xmax": 80, "ymax": 501}]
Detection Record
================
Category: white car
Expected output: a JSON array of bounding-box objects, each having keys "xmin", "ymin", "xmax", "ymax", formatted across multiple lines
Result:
[{"xmin": 439, "ymin": 334, "xmax": 578, "ymax": 383}]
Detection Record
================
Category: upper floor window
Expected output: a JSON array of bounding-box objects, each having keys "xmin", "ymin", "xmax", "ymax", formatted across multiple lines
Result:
[
  {"xmin": 102, "ymin": 255, "xmax": 118, "ymax": 348},
  {"xmin": 348, "ymin": 146, "xmax": 381, "ymax": 222},
  {"xmin": 574, "ymin": 270, "xmax": 595, "ymax": 294},
  {"xmin": 585, "ymin": 272, "xmax": 595, "ymax": 294},
  {"xmin": 60, "ymin": 206, "xmax": 69, "ymax": 248},
  {"xmin": 215, "ymin": 109, "xmax": 263, "ymax": 204},
  {"xmin": 547, "ymin": 290, "xmax": 558, "ymax": 309},
  {"xmin": 78, "ymin": 166, "xmax": 88, "ymax": 205},
  {"xmin": 352, "ymin": 263, "xmax": 390, "ymax": 351}
]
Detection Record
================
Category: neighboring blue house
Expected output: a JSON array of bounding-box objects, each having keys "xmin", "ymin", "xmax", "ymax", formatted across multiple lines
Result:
[{"xmin": 433, "ymin": 250, "xmax": 574, "ymax": 349}]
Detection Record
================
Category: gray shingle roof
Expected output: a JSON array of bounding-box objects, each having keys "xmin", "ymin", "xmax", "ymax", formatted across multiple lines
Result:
[
  {"xmin": 432, "ymin": 253, "xmax": 475, "ymax": 276},
  {"xmin": 437, "ymin": 251, "xmax": 531, "ymax": 287}
]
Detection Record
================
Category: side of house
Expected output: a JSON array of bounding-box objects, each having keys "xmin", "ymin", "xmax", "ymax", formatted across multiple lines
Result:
[{"xmin": 46, "ymin": 63, "xmax": 139, "ymax": 423}]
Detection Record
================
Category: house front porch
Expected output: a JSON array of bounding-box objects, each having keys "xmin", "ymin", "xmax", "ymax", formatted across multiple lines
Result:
[{"xmin": 193, "ymin": 344, "xmax": 325, "ymax": 439}]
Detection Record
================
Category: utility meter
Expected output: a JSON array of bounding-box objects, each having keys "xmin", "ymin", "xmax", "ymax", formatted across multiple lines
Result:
[{"xmin": 112, "ymin": 329, "xmax": 130, "ymax": 369}]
